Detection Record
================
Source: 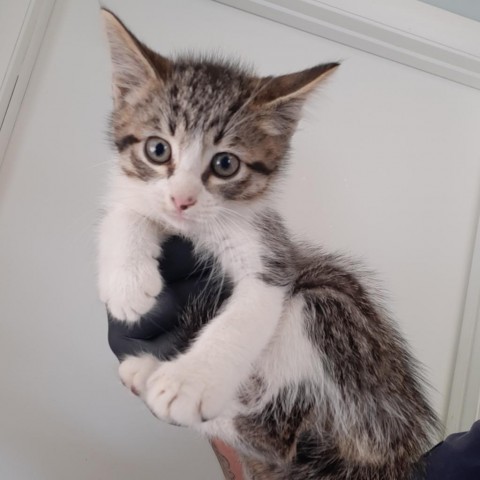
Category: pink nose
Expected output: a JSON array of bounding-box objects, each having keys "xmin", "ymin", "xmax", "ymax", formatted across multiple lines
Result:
[{"xmin": 171, "ymin": 195, "xmax": 197, "ymax": 211}]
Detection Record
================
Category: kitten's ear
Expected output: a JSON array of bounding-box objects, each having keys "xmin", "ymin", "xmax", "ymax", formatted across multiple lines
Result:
[
  {"xmin": 254, "ymin": 62, "xmax": 339, "ymax": 133},
  {"xmin": 101, "ymin": 9, "xmax": 170, "ymax": 105}
]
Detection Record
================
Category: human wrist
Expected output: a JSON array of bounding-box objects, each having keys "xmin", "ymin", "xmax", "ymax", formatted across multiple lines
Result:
[{"xmin": 210, "ymin": 439, "xmax": 244, "ymax": 480}]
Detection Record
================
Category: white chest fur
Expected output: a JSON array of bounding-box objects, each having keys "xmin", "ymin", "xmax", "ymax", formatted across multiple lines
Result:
[{"xmin": 191, "ymin": 216, "xmax": 264, "ymax": 284}]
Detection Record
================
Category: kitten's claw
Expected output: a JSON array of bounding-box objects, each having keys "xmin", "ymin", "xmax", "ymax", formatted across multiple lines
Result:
[
  {"xmin": 144, "ymin": 359, "xmax": 234, "ymax": 426},
  {"xmin": 119, "ymin": 354, "xmax": 160, "ymax": 397}
]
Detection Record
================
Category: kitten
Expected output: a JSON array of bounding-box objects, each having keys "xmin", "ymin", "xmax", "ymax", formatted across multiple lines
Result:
[{"xmin": 98, "ymin": 9, "xmax": 439, "ymax": 480}]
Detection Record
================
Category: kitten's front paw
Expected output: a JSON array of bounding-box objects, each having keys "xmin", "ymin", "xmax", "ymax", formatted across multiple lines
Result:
[
  {"xmin": 99, "ymin": 257, "xmax": 163, "ymax": 323},
  {"xmin": 144, "ymin": 359, "xmax": 234, "ymax": 426}
]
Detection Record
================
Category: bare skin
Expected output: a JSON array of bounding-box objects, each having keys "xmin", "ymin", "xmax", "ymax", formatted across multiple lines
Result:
[{"xmin": 211, "ymin": 440, "xmax": 245, "ymax": 480}]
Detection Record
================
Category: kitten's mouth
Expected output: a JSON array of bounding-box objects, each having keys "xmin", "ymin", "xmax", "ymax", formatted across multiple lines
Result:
[{"xmin": 161, "ymin": 210, "xmax": 193, "ymax": 231}]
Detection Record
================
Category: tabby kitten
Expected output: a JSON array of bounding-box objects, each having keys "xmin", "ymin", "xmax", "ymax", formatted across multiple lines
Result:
[{"xmin": 98, "ymin": 9, "xmax": 439, "ymax": 480}]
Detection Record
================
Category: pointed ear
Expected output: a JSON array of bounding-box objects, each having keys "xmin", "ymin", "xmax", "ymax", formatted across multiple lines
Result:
[
  {"xmin": 255, "ymin": 62, "xmax": 339, "ymax": 106},
  {"xmin": 101, "ymin": 9, "xmax": 169, "ymax": 106},
  {"xmin": 253, "ymin": 62, "xmax": 339, "ymax": 134}
]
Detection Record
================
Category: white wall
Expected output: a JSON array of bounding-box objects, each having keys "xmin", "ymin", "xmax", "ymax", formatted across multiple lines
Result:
[{"xmin": 1, "ymin": 0, "xmax": 479, "ymax": 479}]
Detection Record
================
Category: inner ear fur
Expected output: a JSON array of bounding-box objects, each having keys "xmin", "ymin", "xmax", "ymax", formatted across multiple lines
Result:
[
  {"xmin": 101, "ymin": 8, "xmax": 172, "ymax": 105},
  {"xmin": 254, "ymin": 62, "xmax": 339, "ymax": 107},
  {"xmin": 251, "ymin": 62, "xmax": 339, "ymax": 135}
]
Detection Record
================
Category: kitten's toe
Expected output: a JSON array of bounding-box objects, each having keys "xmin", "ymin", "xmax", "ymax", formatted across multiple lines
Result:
[
  {"xmin": 143, "ymin": 360, "xmax": 232, "ymax": 426},
  {"xmin": 108, "ymin": 301, "xmax": 141, "ymax": 323},
  {"xmin": 119, "ymin": 354, "xmax": 159, "ymax": 396},
  {"xmin": 144, "ymin": 266, "xmax": 163, "ymax": 297},
  {"xmin": 196, "ymin": 389, "xmax": 230, "ymax": 422},
  {"xmin": 145, "ymin": 364, "xmax": 203, "ymax": 425}
]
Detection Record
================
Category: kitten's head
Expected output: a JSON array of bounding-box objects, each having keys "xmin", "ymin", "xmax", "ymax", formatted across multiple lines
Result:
[{"xmin": 102, "ymin": 9, "xmax": 338, "ymax": 232}]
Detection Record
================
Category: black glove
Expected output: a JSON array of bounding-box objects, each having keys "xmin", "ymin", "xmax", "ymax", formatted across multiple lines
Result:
[
  {"xmin": 421, "ymin": 421, "xmax": 480, "ymax": 480},
  {"xmin": 107, "ymin": 236, "xmax": 228, "ymax": 361}
]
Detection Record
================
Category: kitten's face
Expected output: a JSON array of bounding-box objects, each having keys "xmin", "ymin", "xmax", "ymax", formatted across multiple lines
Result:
[
  {"xmin": 103, "ymin": 9, "xmax": 338, "ymax": 232},
  {"xmin": 110, "ymin": 62, "xmax": 290, "ymax": 231}
]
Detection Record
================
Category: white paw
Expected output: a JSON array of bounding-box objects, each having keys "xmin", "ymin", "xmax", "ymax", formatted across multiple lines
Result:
[
  {"xmin": 99, "ymin": 256, "xmax": 163, "ymax": 323},
  {"xmin": 144, "ymin": 359, "xmax": 235, "ymax": 426},
  {"xmin": 118, "ymin": 354, "xmax": 160, "ymax": 396}
]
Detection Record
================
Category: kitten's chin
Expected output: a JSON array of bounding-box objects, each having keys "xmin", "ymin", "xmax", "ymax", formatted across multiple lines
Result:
[{"xmin": 157, "ymin": 211, "xmax": 195, "ymax": 234}]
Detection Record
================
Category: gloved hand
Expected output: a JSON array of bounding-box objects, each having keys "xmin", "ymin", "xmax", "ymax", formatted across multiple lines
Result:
[
  {"xmin": 107, "ymin": 235, "xmax": 227, "ymax": 362},
  {"xmin": 421, "ymin": 421, "xmax": 480, "ymax": 480}
]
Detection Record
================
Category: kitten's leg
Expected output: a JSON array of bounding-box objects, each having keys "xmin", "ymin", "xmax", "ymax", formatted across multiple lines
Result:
[
  {"xmin": 98, "ymin": 207, "xmax": 163, "ymax": 323},
  {"xmin": 143, "ymin": 278, "xmax": 286, "ymax": 426}
]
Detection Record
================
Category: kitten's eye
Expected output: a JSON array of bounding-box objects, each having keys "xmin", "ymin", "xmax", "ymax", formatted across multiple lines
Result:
[
  {"xmin": 144, "ymin": 137, "xmax": 171, "ymax": 164},
  {"xmin": 211, "ymin": 152, "xmax": 240, "ymax": 178}
]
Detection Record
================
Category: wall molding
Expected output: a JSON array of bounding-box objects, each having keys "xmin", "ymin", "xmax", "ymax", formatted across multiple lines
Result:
[
  {"xmin": 0, "ymin": 0, "xmax": 57, "ymax": 168},
  {"xmin": 215, "ymin": 0, "xmax": 480, "ymax": 90},
  {"xmin": 446, "ymin": 213, "xmax": 480, "ymax": 433}
]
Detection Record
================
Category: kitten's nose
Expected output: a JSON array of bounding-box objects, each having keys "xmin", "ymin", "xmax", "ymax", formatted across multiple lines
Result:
[{"xmin": 171, "ymin": 195, "xmax": 197, "ymax": 212}]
